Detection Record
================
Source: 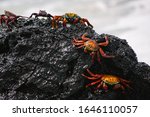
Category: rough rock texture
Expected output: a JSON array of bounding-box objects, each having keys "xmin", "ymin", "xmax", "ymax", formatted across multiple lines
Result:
[{"xmin": 0, "ymin": 18, "xmax": 150, "ymax": 100}]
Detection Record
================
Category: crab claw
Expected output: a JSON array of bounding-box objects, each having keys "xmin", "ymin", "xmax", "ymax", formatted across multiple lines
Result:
[{"xmin": 103, "ymin": 83, "xmax": 108, "ymax": 91}]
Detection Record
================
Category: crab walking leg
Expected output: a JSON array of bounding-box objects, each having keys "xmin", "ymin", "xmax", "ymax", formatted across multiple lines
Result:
[
  {"xmin": 86, "ymin": 79, "xmax": 102, "ymax": 88},
  {"xmin": 82, "ymin": 74, "xmax": 100, "ymax": 80},
  {"xmin": 72, "ymin": 42, "xmax": 84, "ymax": 46},
  {"xmin": 120, "ymin": 78, "xmax": 131, "ymax": 83},
  {"xmin": 0, "ymin": 20, "xmax": 1, "ymax": 25},
  {"xmin": 51, "ymin": 19, "xmax": 55, "ymax": 28},
  {"xmin": 90, "ymin": 52, "xmax": 96, "ymax": 64},
  {"xmin": 63, "ymin": 18, "xmax": 67, "ymax": 27},
  {"xmin": 86, "ymin": 69, "xmax": 96, "ymax": 76},
  {"xmin": 97, "ymin": 51, "xmax": 101, "ymax": 63},
  {"xmin": 73, "ymin": 38, "xmax": 85, "ymax": 43},
  {"xmin": 81, "ymin": 33, "xmax": 91, "ymax": 41},
  {"xmin": 9, "ymin": 18, "xmax": 18, "ymax": 27},
  {"xmin": 99, "ymin": 48, "xmax": 114, "ymax": 58},
  {"xmin": 0, "ymin": 15, "xmax": 5, "ymax": 25},
  {"xmin": 0, "ymin": 16, "xmax": 3, "ymax": 25},
  {"xmin": 86, "ymin": 69, "xmax": 103, "ymax": 78},
  {"xmin": 98, "ymin": 36, "xmax": 109, "ymax": 46},
  {"xmin": 4, "ymin": 10, "xmax": 16, "ymax": 17},
  {"xmin": 30, "ymin": 13, "xmax": 53, "ymax": 18},
  {"xmin": 113, "ymin": 84, "xmax": 125, "ymax": 90},
  {"xmin": 5, "ymin": 19, "xmax": 12, "ymax": 30},
  {"xmin": 121, "ymin": 81, "xmax": 132, "ymax": 89},
  {"xmin": 73, "ymin": 18, "xmax": 79, "ymax": 24},
  {"xmin": 82, "ymin": 18, "xmax": 93, "ymax": 28},
  {"xmin": 52, "ymin": 16, "xmax": 60, "ymax": 28},
  {"xmin": 80, "ymin": 20, "xmax": 86, "ymax": 25},
  {"xmin": 96, "ymin": 81, "xmax": 103, "ymax": 89},
  {"xmin": 102, "ymin": 82, "xmax": 109, "ymax": 90},
  {"xmin": 29, "ymin": 13, "xmax": 38, "ymax": 18},
  {"xmin": 52, "ymin": 19, "xmax": 60, "ymax": 28},
  {"xmin": 76, "ymin": 45, "xmax": 85, "ymax": 48},
  {"xmin": 84, "ymin": 48, "xmax": 88, "ymax": 53},
  {"xmin": 47, "ymin": 14, "xmax": 53, "ymax": 18},
  {"xmin": 72, "ymin": 40, "xmax": 84, "ymax": 45}
]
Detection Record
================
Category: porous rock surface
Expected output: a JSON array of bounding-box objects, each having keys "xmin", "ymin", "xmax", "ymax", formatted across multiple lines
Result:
[{"xmin": 0, "ymin": 18, "xmax": 150, "ymax": 99}]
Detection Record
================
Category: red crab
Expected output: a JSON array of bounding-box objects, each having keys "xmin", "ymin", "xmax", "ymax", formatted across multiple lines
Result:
[
  {"xmin": 29, "ymin": 10, "xmax": 53, "ymax": 18},
  {"xmin": 82, "ymin": 69, "xmax": 131, "ymax": 91},
  {"xmin": 0, "ymin": 10, "xmax": 26, "ymax": 30},
  {"xmin": 72, "ymin": 33, "xmax": 114, "ymax": 63}
]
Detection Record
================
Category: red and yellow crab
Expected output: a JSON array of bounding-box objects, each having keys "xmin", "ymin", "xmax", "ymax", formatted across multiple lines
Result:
[
  {"xmin": 72, "ymin": 33, "xmax": 114, "ymax": 63},
  {"xmin": 82, "ymin": 69, "xmax": 131, "ymax": 91},
  {"xmin": 52, "ymin": 13, "xmax": 93, "ymax": 28}
]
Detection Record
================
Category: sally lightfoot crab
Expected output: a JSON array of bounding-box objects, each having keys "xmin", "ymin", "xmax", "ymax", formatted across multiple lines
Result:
[
  {"xmin": 52, "ymin": 13, "xmax": 93, "ymax": 28},
  {"xmin": 82, "ymin": 69, "xmax": 131, "ymax": 91},
  {"xmin": 72, "ymin": 33, "xmax": 114, "ymax": 63},
  {"xmin": 0, "ymin": 10, "xmax": 27, "ymax": 30},
  {"xmin": 29, "ymin": 10, "xmax": 53, "ymax": 19}
]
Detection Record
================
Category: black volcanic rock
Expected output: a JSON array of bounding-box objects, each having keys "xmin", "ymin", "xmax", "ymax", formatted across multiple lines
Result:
[{"xmin": 0, "ymin": 18, "xmax": 150, "ymax": 99}]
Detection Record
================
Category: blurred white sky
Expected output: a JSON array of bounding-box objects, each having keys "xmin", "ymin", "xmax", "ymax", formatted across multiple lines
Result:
[{"xmin": 0, "ymin": 0, "xmax": 150, "ymax": 65}]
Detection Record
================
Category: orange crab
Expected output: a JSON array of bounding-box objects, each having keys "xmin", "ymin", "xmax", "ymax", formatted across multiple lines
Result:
[
  {"xmin": 72, "ymin": 33, "xmax": 114, "ymax": 63},
  {"xmin": 82, "ymin": 69, "xmax": 131, "ymax": 91}
]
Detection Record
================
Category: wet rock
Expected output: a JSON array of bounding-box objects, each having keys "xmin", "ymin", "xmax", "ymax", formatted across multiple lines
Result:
[{"xmin": 0, "ymin": 18, "xmax": 150, "ymax": 100}]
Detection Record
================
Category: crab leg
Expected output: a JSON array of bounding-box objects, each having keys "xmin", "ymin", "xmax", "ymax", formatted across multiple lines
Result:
[
  {"xmin": 96, "ymin": 81, "xmax": 103, "ymax": 89},
  {"xmin": 47, "ymin": 14, "xmax": 53, "ymax": 18},
  {"xmin": 73, "ymin": 18, "xmax": 79, "ymax": 24},
  {"xmin": 63, "ymin": 18, "xmax": 67, "ymax": 27},
  {"xmin": 4, "ymin": 19, "xmax": 12, "ymax": 30},
  {"xmin": 0, "ymin": 15, "xmax": 5, "ymax": 25},
  {"xmin": 0, "ymin": 20, "xmax": 1, "ymax": 25},
  {"xmin": 73, "ymin": 43, "xmax": 84, "ymax": 46},
  {"xmin": 120, "ymin": 78, "xmax": 131, "ymax": 83},
  {"xmin": 99, "ymin": 48, "xmax": 114, "ymax": 58},
  {"xmin": 76, "ymin": 45, "xmax": 85, "ymax": 48},
  {"xmin": 4, "ymin": 10, "xmax": 16, "ymax": 17},
  {"xmin": 113, "ymin": 84, "xmax": 124, "ymax": 90},
  {"xmin": 82, "ymin": 74, "xmax": 100, "ymax": 80},
  {"xmin": 73, "ymin": 38, "xmax": 84, "ymax": 43},
  {"xmin": 81, "ymin": 33, "xmax": 91, "ymax": 41},
  {"xmin": 52, "ymin": 19, "xmax": 57, "ymax": 28},
  {"xmin": 86, "ymin": 69, "xmax": 95, "ymax": 76},
  {"xmin": 82, "ymin": 18, "xmax": 93, "ymax": 28},
  {"xmin": 87, "ymin": 69, "xmax": 103, "ymax": 79},
  {"xmin": 29, "ymin": 13, "xmax": 38, "ymax": 18},
  {"xmin": 86, "ymin": 69, "xmax": 103, "ymax": 78},
  {"xmin": 97, "ymin": 51, "xmax": 101, "ymax": 63},
  {"xmin": 102, "ymin": 82, "xmax": 108, "ymax": 90},
  {"xmin": 90, "ymin": 52, "xmax": 96, "ymax": 64},
  {"xmin": 120, "ymin": 85, "xmax": 126, "ymax": 91},
  {"xmin": 121, "ymin": 82, "xmax": 132, "ymax": 89},
  {"xmin": 98, "ymin": 36, "xmax": 109, "ymax": 46},
  {"xmin": 72, "ymin": 42, "xmax": 84, "ymax": 46},
  {"xmin": 84, "ymin": 48, "xmax": 88, "ymax": 53},
  {"xmin": 52, "ymin": 16, "xmax": 61, "ymax": 28},
  {"xmin": 86, "ymin": 79, "xmax": 102, "ymax": 88}
]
